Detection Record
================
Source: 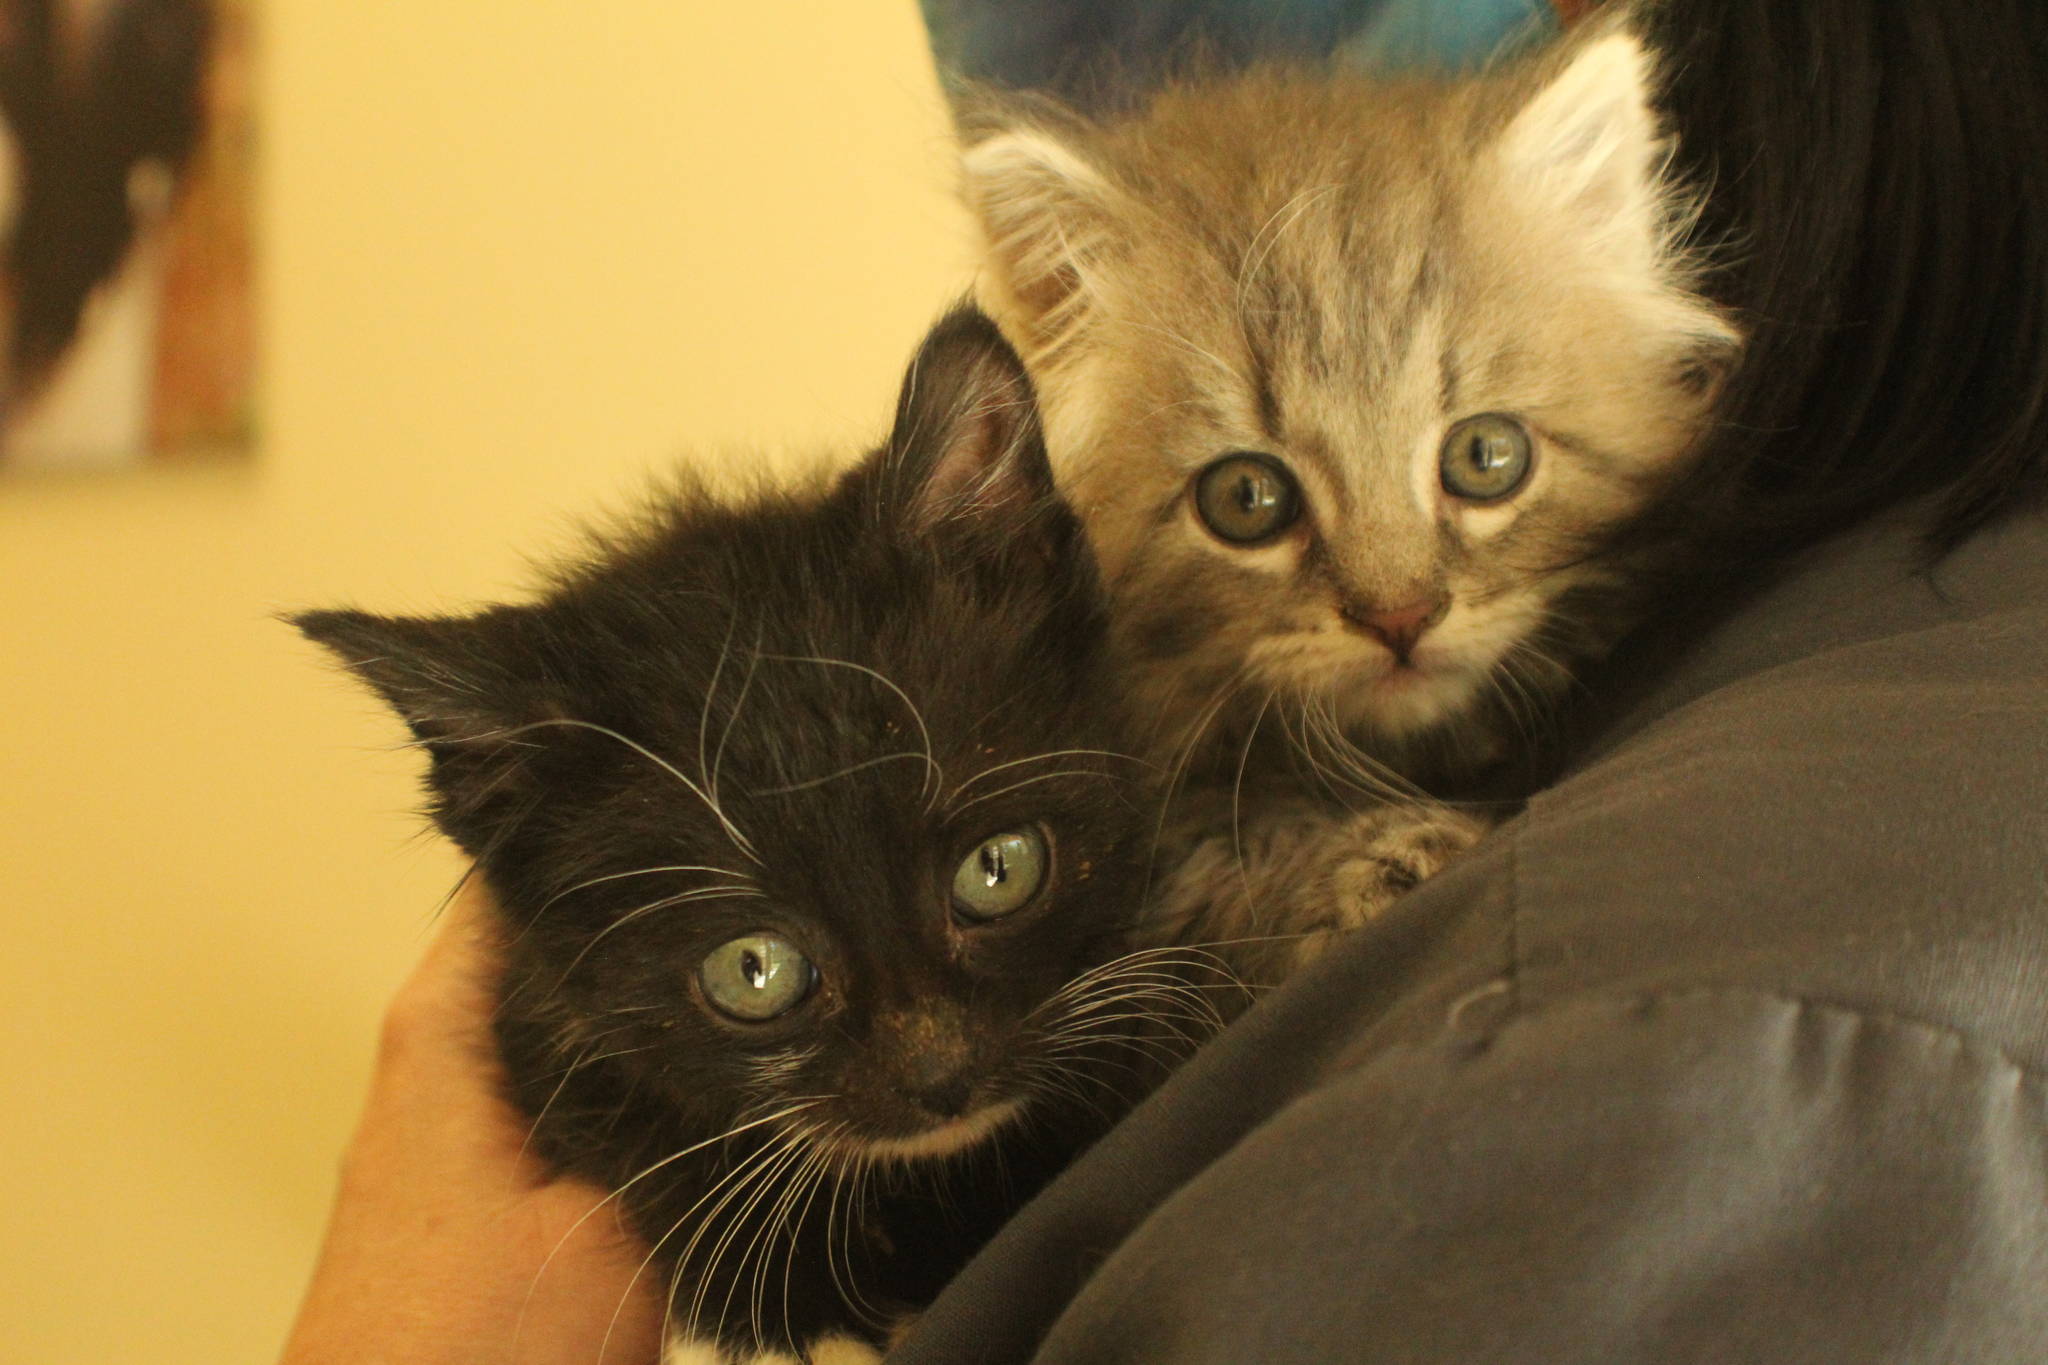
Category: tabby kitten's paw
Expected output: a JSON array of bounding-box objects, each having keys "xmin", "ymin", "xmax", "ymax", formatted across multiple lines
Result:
[
  {"xmin": 1287, "ymin": 805, "xmax": 1489, "ymax": 967},
  {"xmin": 1153, "ymin": 799, "xmax": 1490, "ymax": 983}
]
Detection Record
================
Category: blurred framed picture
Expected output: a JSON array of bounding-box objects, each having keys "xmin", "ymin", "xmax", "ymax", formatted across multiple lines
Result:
[{"xmin": 0, "ymin": 0, "xmax": 253, "ymax": 473}]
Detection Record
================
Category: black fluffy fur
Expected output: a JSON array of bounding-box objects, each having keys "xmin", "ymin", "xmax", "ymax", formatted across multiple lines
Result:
[{"xmin": 298, "ymin": 308, "xmax": 1175, "ymax": 1355}]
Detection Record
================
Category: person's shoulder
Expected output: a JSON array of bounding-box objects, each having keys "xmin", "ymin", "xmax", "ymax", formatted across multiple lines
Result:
[{"xmin": 1499, "ymin": 506, "xmax": 2048, "ymax": 1070}]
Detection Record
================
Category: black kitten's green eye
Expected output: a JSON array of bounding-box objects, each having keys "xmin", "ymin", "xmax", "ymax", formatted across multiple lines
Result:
[
  {"xmin": 952, "ymin": 828, "xmax": 1048, "ymax": 922},
  {"xmin": 1439, "ymin": 414, "xmax": 1535, "ymax": 501},
  {"xmin": 1193, "ymin": 453, "xmax": 1302, "ymax": 544},
  {"xmin": 699, "ymin": 934, "xmax": 815, "ymax": 1022}
]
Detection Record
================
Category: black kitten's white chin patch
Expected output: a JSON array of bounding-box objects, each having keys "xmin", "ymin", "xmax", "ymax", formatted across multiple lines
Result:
[{"xmin": 847, "ymin": 1098, "xmax": 1025, "ymax": 1164}]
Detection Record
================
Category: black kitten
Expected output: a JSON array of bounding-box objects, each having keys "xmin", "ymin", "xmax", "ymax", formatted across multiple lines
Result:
[{"xmin": 297, "ymin": 309, "xmax": 1188, "ymax": 1362}]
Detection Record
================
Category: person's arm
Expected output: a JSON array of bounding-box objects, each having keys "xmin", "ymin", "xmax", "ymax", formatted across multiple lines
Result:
[{"xmin": 279, "ymin": 880, "xmax": 665, "ymax": 1365}]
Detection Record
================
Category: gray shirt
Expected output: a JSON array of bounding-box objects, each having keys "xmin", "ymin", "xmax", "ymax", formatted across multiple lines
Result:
[{"xmin": 898, "ymin": 505, "xmax": 2048, "ymax": 1363}]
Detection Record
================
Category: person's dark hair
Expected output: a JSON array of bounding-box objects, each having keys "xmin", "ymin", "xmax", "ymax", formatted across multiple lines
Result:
[{"xmin": 1640, "ymin": 0, "xmax": 2048, "ymax": 556}]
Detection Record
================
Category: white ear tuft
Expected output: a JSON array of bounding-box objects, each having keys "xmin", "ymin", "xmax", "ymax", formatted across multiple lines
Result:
[
  {"xmin": 960, "ymin": 129, "xmax": 1118, "ymax": 347},
  {"xmin": 962, "ymin": 129, "xmax": 1109, "ymax": 212},
  {"xmin": 1495, "ymin": 33, "xmax": 1664, "ymax": 251}
]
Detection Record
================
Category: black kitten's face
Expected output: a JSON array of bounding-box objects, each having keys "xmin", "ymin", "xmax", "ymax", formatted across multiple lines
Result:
[
  {"xmin": 300, "ymin": 310, "xmax": 1165, "ymax": 1225},
  {"xmin": 475, "ymin": 553, "xmax": 1154, "ymax": 1166}
]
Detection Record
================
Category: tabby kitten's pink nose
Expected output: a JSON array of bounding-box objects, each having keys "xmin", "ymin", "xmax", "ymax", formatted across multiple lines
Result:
[{"xmin": 1344, "ymin": 596, "xmax": 1447, "ymax": 661}]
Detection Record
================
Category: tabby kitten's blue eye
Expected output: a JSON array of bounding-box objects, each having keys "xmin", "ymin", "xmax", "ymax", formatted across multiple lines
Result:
[
  {"xmin": 1193, "ymin": 453, "xmax": 1301, "ymax": 544},
  {"xmin": 952, "ymin": 828, "xmax": 1048, "ymax": 922},
  {"xmin": 1439, "ymin": 414, "xmax": 1535, "ymax": 501},
  {"xmin": 699, "ymin": 934, "xmax": 816, "ymax": 1021}
]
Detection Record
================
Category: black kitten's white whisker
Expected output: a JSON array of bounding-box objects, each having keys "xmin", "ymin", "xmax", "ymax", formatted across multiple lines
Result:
[
  {"xmin": 512, "ymin": 1035, "xmax": 623, "ymax": 1172},
  {"xmin": 819, "ymin": 1125, "xmax": 863, "ymax": 1319},
  {"xmin": 686, "ymin": 1135, "xmax": 813, "ymax": 1343},
  {"xmin": 545, "ymin": 885, "xmax": 764, "ymax": 993},
  {"xmin": 1043, "ymin": 990, "xmax": 1220, "ymax": 1047},
  {"xmin": 950, "ymin": 767, "xmax": 1128, "ymax": 814},
  {"xmin": 776, "ymin": 1139, "xmax": 841, "ymax": 1343},
  {"xmin": 752, "ymin": 1143, "xmax": 837, "ymax": 1348},
  {"xmin": 744, "ymin": 1045, "xmax": 821, "ymax": 1100},
  {"xmin": 709, "ymin": 623, "xmax": 766, "ymax": 812},
  {"xmin": 497, "ymin": 717, "xmax": 763, "ymax": 865},
  {"xmin": 757, "ymin": 652, "xmax": 942, "ymax": 808},
  {"xmin": 1050, "ymin": 987, "xmax": 1228, "ymax": 1040},
  {"xmin": 1045, "ymin": 971, "xmax": 1233, "ymax": 1033},
  {"xmin": 752, "ymin": 750, "xmax": 939, "ymax": 798},
  {"xmin": 517, "ymin": 1099, "xmax": 824, "ymax": 1354},
  {"xmin": 946, "ymin": 746, "xmax": 1158, "ymax": 804},
  {"xmin": 532, "ymin": 863, "xmax": 755, "ymax": 918},
  {"xmin": 658, "ymin": 1132, "xmax": 806, "ymax": 1352},
  {"xmin": 662, "ymin": 1130, "xmax": 805, "ymax": 1343},
  {"xmin": 1032, "ymin": 942, "xmax": 1246, "ymax": 1012},
  {"xmin": 732, "ymin": 1142, "xmax": 811, "ymax": 1348},
  {"xmin": 696, "ymin": 608, "xmax": 743, "ymax": 810},
  {"xmin": 1012, "ymin": 1059, "xmax": 1122, "ymax": 1130}
]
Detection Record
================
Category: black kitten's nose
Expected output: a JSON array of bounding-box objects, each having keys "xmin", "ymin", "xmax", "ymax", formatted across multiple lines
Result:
[
  {"xmin": 911, "ymin": 1070, "xmax": 976, "ymax": 1118},
  {"xmin": 884, "ymin": 1006, "xmax": 978, "ymax": 1117}
]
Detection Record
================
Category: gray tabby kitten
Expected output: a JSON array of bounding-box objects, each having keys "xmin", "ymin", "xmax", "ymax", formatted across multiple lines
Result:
[{"xmin": 958, "ymin": 17, "xmax": 1738, "ymax": 789}]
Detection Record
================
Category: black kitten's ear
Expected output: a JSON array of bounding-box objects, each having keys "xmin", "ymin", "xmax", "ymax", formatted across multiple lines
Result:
[
  {"xmin": 885, "ymin": 305, "xmax": 1058, "ymax": 541},
  {"xmin": 295, "ymin": 606, "xmax": 558, "ymax": 852},
  {"xmin": 292, "ymin": 607, "xmax": 530, "ymax": 747}
]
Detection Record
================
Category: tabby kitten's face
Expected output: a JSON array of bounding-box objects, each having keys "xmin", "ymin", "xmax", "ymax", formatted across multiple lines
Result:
[
  {"xmin": 963, "ymin": 27, "xmax": 1738, "ymax": 778},
  {"xmin": 300, "ymin": 311, "xmax": 1169, "ymax": 1349}
]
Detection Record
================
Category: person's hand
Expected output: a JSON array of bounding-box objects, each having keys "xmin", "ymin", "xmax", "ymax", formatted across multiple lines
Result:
[{"xmin": 280, "ymin": 878, "xmax": 666, "ymax": 1365}]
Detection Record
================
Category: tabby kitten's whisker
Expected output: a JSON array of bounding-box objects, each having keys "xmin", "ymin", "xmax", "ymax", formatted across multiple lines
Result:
[
  {"xmin": 1229, "ymin": 690, "xmax": 1280, "ymax": 921},
  {"xmin": 1234, "ymin": 181, "xmax": 1343, "ymax": 315},
  {"xmin": 1140, "ymin": 663, "xmax": 1252, "ymax": 899}
]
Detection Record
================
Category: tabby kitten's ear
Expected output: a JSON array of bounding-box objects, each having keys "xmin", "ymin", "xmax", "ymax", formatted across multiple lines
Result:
[
  {"xmin": 1494, "ymin": 28, "xmax": 1674, "ymax": 274},
  {"xmin": 1493, "ymin": 25, "xmax": 1740, "ymax": 384},
  {"xmin": 878, "ymin": 306, "xmax": 1081, "ymax": 572},
  {"xmin": 958, "ymin": 120, "xmax": 1122, "ymax": 352}
]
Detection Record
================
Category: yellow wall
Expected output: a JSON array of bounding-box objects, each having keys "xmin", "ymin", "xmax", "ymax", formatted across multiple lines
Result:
[{"xmin": 0, "ymin": 6, "xmax": 967, "ymax": 1360}]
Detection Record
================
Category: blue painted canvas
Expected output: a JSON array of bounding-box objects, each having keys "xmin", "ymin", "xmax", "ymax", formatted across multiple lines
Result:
[{"xmin": 921, "ymin": 0, "xmax": 1556, "ymax": 107}]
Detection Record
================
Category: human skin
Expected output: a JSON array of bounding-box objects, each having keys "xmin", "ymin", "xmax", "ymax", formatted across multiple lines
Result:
[{"xmin": 278, "ymin": 879, "xmax": 665, "ymax": 1365}]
